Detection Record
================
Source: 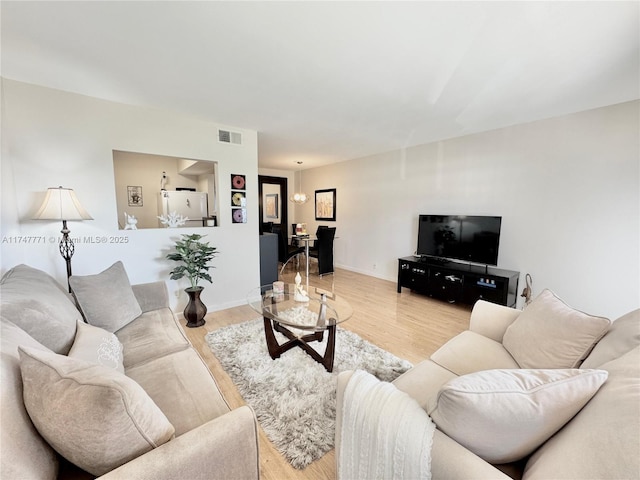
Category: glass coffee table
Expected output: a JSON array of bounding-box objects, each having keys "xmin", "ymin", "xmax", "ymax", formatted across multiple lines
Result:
[{"xmin": 247, "ymin": 283, "xmax": 353, "ymax": 372}]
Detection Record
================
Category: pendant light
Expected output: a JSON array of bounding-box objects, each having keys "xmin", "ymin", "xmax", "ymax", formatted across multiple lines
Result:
[{"xmin": 289, "ymin": 161, "xmax": 309, "ymax": 204}]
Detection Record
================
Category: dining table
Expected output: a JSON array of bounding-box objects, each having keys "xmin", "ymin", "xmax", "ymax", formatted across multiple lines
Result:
[{"xmin": 290, "ymin": 234, "xmax": 316, "ymax": 278}]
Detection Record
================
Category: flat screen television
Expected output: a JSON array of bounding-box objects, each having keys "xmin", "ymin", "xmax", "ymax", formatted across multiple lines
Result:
[{"xmin": 417, "ymin": 215, "xmax": 502, "ymax": 266}]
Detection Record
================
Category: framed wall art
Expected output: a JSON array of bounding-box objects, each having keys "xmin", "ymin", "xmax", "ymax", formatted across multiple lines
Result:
[
  {"xmin": 127, "ymin": 186, "xmax": 143, "ymax": 207},
  {"xmin": 231, "ymin": 174, "xmax": 246, "ymax": 190},
  {"xmin": 231, "ymin": 191, "xmax": 246, "ymax": 207},
  {"xmin": 232, "ymin": 208, "xmax": 247, "ymax": 224},
  {"xmin": 265, "ymin": 193, "xmax": 279, "ymax": 219},
  {"xmin": 315, "ymin": 188, "xmax": 336, "ymax": 221}
]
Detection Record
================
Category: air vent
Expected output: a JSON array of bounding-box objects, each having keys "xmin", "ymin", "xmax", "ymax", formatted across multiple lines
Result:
[{"xmin": 218, "ymin": 129, "xmax": 242, "ymax": 145}]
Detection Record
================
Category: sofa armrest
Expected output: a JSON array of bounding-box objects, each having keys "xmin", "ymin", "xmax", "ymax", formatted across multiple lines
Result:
[
  {"xmin": 335, "ymin": 370, "xmax": 354, "ymax": 460},
  {"xmin": 131, "ymin": 281, "xmax": 170, "ymax": 313},
  {"xmin": 469, "ymin": 300, "xmax": 521, "ymax": 343},
  {"xmin": 98, "ymin": 406, "xmax": 259, "ymax": 480},
  {"xmin": 431, "ymin": 430, "xmax": 512, "ymax": 480},
  {"xmin": 336, "ymin": 371, "xmax": 510, "ymax": 480}
]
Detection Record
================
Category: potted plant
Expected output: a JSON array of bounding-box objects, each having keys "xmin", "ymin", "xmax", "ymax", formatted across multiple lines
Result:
[{"xmin": 166, "ymin": 233, "xmax": 218, "ymax": 327}]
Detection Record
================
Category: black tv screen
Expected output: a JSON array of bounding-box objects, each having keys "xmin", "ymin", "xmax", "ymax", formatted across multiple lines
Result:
[{"xmin": 417, "ymin": 215, "xmax": 502, "ymax": 266}]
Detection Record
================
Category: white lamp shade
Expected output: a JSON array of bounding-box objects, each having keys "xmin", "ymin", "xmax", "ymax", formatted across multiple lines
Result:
[{"xmin": 33, "ymin": 187, "xmax": 93, "ymax": 221}]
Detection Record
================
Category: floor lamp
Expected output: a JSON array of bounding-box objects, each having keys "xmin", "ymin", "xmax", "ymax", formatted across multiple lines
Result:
[{"xmin": 33, "ymin": 186, "xmax": 93, "ymax": 291}]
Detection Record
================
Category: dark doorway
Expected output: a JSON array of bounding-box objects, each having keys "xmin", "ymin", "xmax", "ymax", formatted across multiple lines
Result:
[{"xmin": 258, "ymin": 175, "xmax": 288, "ymax": 234}]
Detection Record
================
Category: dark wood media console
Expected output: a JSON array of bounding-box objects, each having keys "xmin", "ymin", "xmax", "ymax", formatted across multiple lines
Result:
[{"xmin": 397, "ymin": 256, "xmax": 519, "ymax": 307}]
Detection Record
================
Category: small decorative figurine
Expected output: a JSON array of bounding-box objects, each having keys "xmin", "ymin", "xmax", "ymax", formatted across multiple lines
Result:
[
  {"xmin": 124, "ymin": 212, "xmax": 138, "ymax": 230},
  {"xmin": 520, "ymin": 273, "xmax": 533, "ymax": 307},
  {"xmin": 158, "ymin": 211, "xmax": 189, "ymax": 228},
  {"xmin": 293, "ymin": 272, "xmax": 309, "ymax": 302}
]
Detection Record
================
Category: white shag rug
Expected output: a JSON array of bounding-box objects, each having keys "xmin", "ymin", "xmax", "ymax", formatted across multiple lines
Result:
[{"xmin": 205, "ymin": 318, "xmax": 412, "ymax": 469}]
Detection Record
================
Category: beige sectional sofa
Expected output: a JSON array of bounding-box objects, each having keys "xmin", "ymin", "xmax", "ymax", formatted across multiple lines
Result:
[
  {"xmin": 1, "ymin": 263, "xmax": 260, "ymax": 479},
  {"xmin": 337, "ymin": 290, "xmax": 640, "ymax": 479}
]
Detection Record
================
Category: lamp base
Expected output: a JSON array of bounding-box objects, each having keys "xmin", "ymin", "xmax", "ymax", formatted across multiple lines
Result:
[{"xmin": 59, "ymin": 220, "xmax": 74, "ymax": 292}]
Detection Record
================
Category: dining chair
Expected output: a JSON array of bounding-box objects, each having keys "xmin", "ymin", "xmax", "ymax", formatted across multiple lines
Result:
[
  {"xmin": 308, "ymin": 225, "xmax": 329, "ymax": 255},
  {"xmin": 273, "ymin": 224, "xmax": 305, "ymax": 275},
  {"xmin": 309, "ymin": 227, "xmax": 336, "ymax": 276}
]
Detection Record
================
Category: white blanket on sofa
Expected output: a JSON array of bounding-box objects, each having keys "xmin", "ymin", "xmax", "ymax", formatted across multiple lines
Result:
[{"xmin": 338, "ymin": 370, "xmax": 435, "ymax": 480}]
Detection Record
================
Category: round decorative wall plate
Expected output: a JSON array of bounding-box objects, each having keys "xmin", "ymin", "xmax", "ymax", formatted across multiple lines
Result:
[
  {"xmin": 232, "ymin": 208, "xmax": 246, "ymax": 223},
  {"xmin": 232, "ymin": 174, "xmax": 246, "ymax": 190},
  {"xmin": 232, "ymin": 192, "xmax": 245, "ymax": 206}
]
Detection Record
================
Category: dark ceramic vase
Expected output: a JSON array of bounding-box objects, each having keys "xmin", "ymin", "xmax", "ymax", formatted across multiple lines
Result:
[{"xmin": 184, "ymin": 286, "xmax": 206, "ymax": 328}]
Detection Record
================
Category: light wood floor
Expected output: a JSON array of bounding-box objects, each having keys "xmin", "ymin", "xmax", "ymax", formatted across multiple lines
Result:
[{"xmin": 182, "ymin": 266, "xmax": 472, "ymax": 480}]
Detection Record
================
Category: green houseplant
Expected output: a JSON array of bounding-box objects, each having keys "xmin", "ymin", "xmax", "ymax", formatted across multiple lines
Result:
[{"xmin": 166, "ymin": 233, "xmax": 217, "ymax": 327}]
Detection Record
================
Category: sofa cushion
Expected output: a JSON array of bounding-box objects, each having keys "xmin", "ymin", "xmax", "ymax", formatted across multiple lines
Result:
[
  {"xmin": 430, "ymin": 330, "xmax": 520, "ymax": 376},
  {"xmin": 125, "ymin": 348, "xmax": 230, "ymax": 436},
  {"xmin": 115, "ymin": 308, "xmax": 190, "ymax": 368},
  {"xmin": 0, "ymin": 264, "xmax": 81, "ymax": 354},
  {"xmin": 18, "ymin": 346, "xmax": 175, "ymax": 476},
  {"xmin": 70, "ymin": 261, "xmax": 142, "ymax": 333},
  {"xmin": 131, "ymin": 281, "xmax": 170, "ymax": 313},
  {"xmin": 523, "ymin": 346, "xmax": 640, "ymax": 480},
  {"xmin": 392, "ymin": 359, "xmax": 458, "ymax": 412},
  {"xmin": 68, "ymin": 320, "xmax": 124, "ymax": 373},
  {"xmin": 429, "ymin": 368, "xmax": 608, "ymax": 464},
  {"xmin": 580, "ymin": 309, "xmax": 640, "ymax": 369},
  {"xmin": 0, "ymin": 320, "xmax": 58, "ymax": 480},
  {"xmin": 503, "ymin": 289, "xmax": 611, "ymax": 368}
]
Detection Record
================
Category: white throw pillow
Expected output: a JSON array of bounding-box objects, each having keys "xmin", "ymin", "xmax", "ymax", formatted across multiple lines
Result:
[
  {"xmin": 429, "ymin": 368, "xmax": 608, "ymax": 464},
  {"xmin": 0, "ymin": 264, "xmax": 82, "ymax": 354},
  {"xmin": 69, "ymin": 261, "xmax": 142, "ymax": 332},
  {"xmin": 580, "ymin": 309, "xmax": 640, "ymax": 369},
  {"xmin": 68, "ymin": 320, "xmax": 124, "ymax": 373},
  {"xmin": 18, "ymin": 346, "xmax": 174, "ymax": 476},
  {"xmin": 502, "ymin": 289, "xmax": 611, "ymax": 368}
]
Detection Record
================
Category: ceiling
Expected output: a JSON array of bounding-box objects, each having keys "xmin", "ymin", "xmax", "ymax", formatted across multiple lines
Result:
[{"xmin": 2, "ymin": 1, "xmax": 638, "ymax": 171}]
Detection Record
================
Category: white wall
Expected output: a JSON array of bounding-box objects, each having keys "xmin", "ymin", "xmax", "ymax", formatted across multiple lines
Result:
[
  {"xmin": 297, "ymin": 101, "xmax": 639, "ymax": 319},
  {"xmin": 3, "ymin": 80, "xmax": 637, "ymax": 319},
  {"xmin": 1, "ymin": 79, "xmax": 260, "ymax": 311}
]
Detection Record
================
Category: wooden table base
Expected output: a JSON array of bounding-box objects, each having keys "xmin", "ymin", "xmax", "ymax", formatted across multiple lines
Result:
[{"xmin": 262, "ymin": 316, "xmax": 337, "ymax": 372}]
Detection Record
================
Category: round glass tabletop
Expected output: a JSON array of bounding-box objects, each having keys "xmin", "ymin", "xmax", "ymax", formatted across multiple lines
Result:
[{"xmin": 247, "ymin": 283, "xmax": 353, "ymax": 331}]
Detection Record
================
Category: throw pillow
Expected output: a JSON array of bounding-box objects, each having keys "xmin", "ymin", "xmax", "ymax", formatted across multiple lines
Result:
[
  {"xmin": 69, "ymin": 261, "xmax": 142, "ymax": 332},
  {"xmin": 502, "ymin": 289, "xmax": 611, "ymax": 368},
  {"xmin": 68, "ymin": 320, "xmax": 124, "ymax": 373},
  {"xmin": 580, "ymin": 309, "xmax": 640, "ymax": 369},
  {"xmin": 18, "ymin": 346, "xmax": 174, "ymax": 476},
  {"xmin": 0, "ymin": 264, "xmax": 82, "ymax": 354},
  {"xmin": 429, "ymin": 368, "xmax": 608, "ymax": 464}
]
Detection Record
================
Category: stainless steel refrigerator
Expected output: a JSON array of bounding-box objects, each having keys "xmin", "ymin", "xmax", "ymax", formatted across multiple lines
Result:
[{"xmin": 157, "ymin": 191, "xmax": 208, "ymax": 228}]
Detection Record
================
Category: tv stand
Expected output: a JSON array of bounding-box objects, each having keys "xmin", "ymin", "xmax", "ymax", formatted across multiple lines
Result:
[
  {"xmin": 397, "ymin": 256, "xmax": 519, "ymax": 307},
  {"xmin": 417, "ymin": 255, "xmax": 449, "ymax": 266}
]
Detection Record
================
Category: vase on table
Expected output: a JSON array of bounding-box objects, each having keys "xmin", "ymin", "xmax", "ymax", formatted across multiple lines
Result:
[{"xmin": 184, "ymin": 286, "xmax": 207, "ymax": 328}]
